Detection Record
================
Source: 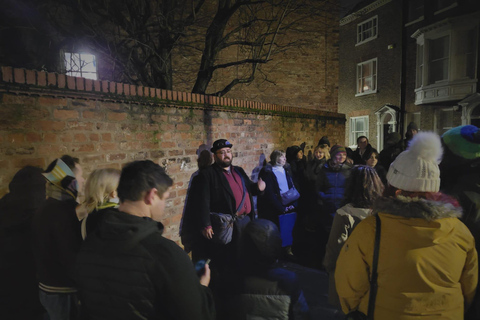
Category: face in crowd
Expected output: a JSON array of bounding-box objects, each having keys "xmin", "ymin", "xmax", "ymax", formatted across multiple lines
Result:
[
  {"xmin": 74, "ymin": 163, "xmax": 86, "ymax": 195},
  {"xmin": 357, "ymin": 137, "xmax": 368, "ymax": 150},
  {"xmin": 333, "ymin": 152, "xmax": 347, "ymax": 165},
  {"xmin": 276, "ymin": 153, "xmax": 286, "ymax": 167},
  {"xmin": 214, "ymin": 147, "xmax": 233, "ymax": 168},
  {"xmin": 314, "ymin": 149, "xmax": 325, "ymax": 160},
  {"xmin": 296, "ymin": 150, "xmax": 303, "ymax": 160},
  {"xmin": 366, "ymin": 153, "xmax": 378, "ymax": 168}
]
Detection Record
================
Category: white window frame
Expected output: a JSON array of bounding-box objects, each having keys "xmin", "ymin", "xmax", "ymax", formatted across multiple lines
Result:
[
  {"xmin": 350, "ymin": 116, "xmax": 369, "ymax": 147},
  {"xmin": 434, "ymin": 107, "xmax": 454, "ymax": 135},
  {"xmin": 356, "ymin": 16, "xmax": 378, "ymax": 46},
  {"xmin": 356, "ymin": 58, "xmax": 378, "ymax": 96},
  {"xmin": 427, "ymin": 35, "xmax": 450, "ymax": 84},
  {"xmin": 64, "ymin": 52, "xmax": 98, "ymax": 80}
]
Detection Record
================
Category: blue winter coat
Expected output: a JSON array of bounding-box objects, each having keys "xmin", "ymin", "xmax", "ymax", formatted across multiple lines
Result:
[{"xmin": 315, "ymin": 161, "xmax": 352, "ymax": 217}]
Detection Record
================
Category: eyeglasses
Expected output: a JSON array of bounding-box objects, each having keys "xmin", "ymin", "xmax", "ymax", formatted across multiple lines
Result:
[{"xmin": 216, "ymin": 149, "xmax": 232, "ymax": 156}]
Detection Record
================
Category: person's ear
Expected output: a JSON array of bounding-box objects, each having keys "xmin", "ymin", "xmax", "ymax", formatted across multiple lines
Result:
[
  {"xmin": 144, "ymin": 188, "xmax": 158, "ymax": 205},
  {"xmin": 109, "ymin": 190, "xmax": 118, "ymax": 198},
  {"xmin": 394, "ymin": 189, "xmax": 402, "ymax": 197}
]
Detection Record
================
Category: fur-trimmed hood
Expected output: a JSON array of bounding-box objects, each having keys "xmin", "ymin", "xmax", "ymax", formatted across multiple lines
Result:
[{"xmin": 373, "ymin": 194, "xmax": 462, "ymax": 221}]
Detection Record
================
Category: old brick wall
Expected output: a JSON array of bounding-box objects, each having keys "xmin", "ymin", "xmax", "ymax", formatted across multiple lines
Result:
[
  {"xmin": 0, "ymin": 66, "xmax": 345, "ymax": 242},
  {"xmin": 166, "ymin": 1, "xmax": 340, "ymax": 112}
]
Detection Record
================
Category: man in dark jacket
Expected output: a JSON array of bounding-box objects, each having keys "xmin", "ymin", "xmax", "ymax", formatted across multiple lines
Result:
[
  {"xmin": 187, "ymin": 139, "xmax": 266, "ymax": 268},
  {"xmin": 32, "ymin": 155, "xmax": 85, "ymax": 320},
  {"xmin": 75, "ymin": 160, "xmax": 215, "ymax": 320},
  {"xmin": 351, "ymin": 136, "xmax": 373, "ymax": 165}
]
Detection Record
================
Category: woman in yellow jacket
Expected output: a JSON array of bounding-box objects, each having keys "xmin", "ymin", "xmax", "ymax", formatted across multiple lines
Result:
[{"xmin": 335, "ymin": 132, "xmax": 478, "ymax": 319}]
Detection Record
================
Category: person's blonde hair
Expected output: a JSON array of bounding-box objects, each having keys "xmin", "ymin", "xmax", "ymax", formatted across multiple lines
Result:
[
  {"xmin": 83, "ymin": 168, "xmax": 121, "ymax": 214},
  {"xmin": 314, "ymin": 144, "xmax": 331, "ymax": 160}
]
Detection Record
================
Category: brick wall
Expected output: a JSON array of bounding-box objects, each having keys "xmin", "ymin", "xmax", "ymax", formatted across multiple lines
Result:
[{"xmin": 0, "ymin": 66, "xmax": 345, "ymax": 242}]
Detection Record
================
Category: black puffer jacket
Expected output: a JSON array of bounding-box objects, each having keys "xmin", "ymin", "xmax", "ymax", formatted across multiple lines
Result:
[{"xmin": 75, "ymin": 209, "xmax": 215, "ymax": 320}]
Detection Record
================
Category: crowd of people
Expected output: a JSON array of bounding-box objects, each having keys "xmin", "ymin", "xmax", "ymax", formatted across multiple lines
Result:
[{"xmin": 0, "ymin": 123, "xmax": 479, "ymax": 320}]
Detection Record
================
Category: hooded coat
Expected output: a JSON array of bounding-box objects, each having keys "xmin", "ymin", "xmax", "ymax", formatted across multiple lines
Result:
[
  {"xmin": 323, "ymin": 204, "xmax": 372, "ymax": 308},
  {"xmin": 335, "ymin": 195, "xmax": 478, "ymax": 319},
  {"xmin": 226, "ymin": 219, "xmax": 310, "ymax": 320},
  {"xmin": 75, "ymin": 208, "xmax": 215, "ymax": 320}
]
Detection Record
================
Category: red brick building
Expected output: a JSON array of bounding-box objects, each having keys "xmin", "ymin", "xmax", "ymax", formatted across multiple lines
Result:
[{"xmin": 338, "ymin": 0, "xmax": 480, "ymax": 151}]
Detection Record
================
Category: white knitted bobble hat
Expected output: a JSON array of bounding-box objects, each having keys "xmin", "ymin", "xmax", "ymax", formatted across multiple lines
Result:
[{"xmin": 386, "ymin": 131, "xmax": 443, "ymax": 192}]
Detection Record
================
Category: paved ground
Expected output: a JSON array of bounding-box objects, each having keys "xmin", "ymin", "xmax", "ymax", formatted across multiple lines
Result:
[{"xmin": 279, "ymin": 260, "xmax": 344, "ymax": 320}]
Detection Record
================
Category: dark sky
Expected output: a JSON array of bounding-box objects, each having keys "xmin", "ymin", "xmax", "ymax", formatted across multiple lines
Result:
[{"xmin": 340, "ymin": 0, "xmax": 364, "ymax": 17}]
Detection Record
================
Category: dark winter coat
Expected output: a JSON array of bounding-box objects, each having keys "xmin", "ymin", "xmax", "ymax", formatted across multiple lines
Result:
[
  {"xmin": 258, "ymin": 163, "xmax": 296, "ymax": 225},
  {"xmin": 440, "ymin": 161, "xmax": 480, "ymax": 320},
  {"xmin": 315, "ymin": 161, "xmax": 353, "ymax": 217},
  {"xmin": 75, "ymin": 208, "xmax": 215, "ymax": 320},
  {"xmin": 351, "ymin": 144, "xmax": 374, "ymax": 165},
  {"xmin": 226, "ymin": 267, "xmax": 310, "ymax": 320},
  {"xmin": 0, "ymin": 166, "xmax": 46, "ymax": 319},
  {"xmin": 378, "ymin": 141, "xmax": 405, "ymax": 170},
  {"xmin": 191, "ymin": 163, "xmax": 262, "ymax": 230},
  {"xmin": 32, "ymin": 197, "xmax": 82, "ymax": 289}
]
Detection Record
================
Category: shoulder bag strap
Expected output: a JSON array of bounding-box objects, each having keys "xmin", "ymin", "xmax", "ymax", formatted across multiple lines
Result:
[
  {"xmin": 367, "ymin": 214, "xmax": 381, "ymax": 319},
  {"xmin": 234, "ymin": 168, "xmax": 247, "ymax": 215}
]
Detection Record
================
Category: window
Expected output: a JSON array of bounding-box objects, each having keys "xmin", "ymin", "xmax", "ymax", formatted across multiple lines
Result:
[
  {"xmin": 350, "ymin": 116, "xmax": 369, "ymax": 146},
  {"xmin": 413, "ymin": 12, "xmax": 479, "ymax": 104},
  {"xmin": 356, "ymin": 58, "xmax": 377, "ymax": 96},
  {"xmin": 408, "ymin": 0, "xmax": 424, "ymax": 22},
  {"xmin": 428, "ymin": 36, "xmax": 450, "ymax": 84},
  {"xmin": 357, "ymin": 16, "xmax": 378, "ymax": 45},
  {"xmin": 458, "ymin": 29, "xmax": 476, "ymax": 79},
  {"xmin": 64, "ymin": 52, "xmax": 97, "ymax": 80},
  {"xmin": 436, "ymin": 108, "xmax": 454, "ymax": 135},
  {"xmin": 416, "ymin": 44, "xmax": 424, "ymax": 88}
]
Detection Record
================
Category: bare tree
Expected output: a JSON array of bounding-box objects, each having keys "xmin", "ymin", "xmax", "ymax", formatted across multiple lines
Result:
[{"xmin": 1, "ymin": 0, "xmax": 340, "ymax": 96}]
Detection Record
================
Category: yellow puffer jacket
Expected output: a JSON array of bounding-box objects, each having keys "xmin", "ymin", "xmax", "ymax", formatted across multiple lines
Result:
[{"xmin": 335, "ymin": 195, "xmax": 478, "ymax": 319}]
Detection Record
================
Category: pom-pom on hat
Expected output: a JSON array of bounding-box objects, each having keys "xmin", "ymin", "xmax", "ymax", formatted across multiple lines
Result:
[
  {"xmin": 387, "ymin": 132, "xmax": 442, "ymax": 192},
  {"xmin": 211, "ymin": 139, "xmax": 233, "ymax": 153},
  {"xmin": 330, "ymin": 145, "xmax": 346, "ymax": 158},
  {"xmin": 442, "ymin": 125, "xmax": 480, "ymax": 160}
]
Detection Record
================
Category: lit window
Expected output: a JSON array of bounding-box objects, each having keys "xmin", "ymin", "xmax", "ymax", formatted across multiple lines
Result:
[
  {"xmin": 356, "ymin": 58, "xmax": 377, "ymax": 95},
  {"xmin": 357, "ymin": 16, "xmax": 378, "ymax": 45},
  {"xmin": 350, "ymin": 116, "xmax": 369, "ymax": 146},
  {"xmin": 64, "ymin": 53, "xmax": 97, "ymax": 80}
]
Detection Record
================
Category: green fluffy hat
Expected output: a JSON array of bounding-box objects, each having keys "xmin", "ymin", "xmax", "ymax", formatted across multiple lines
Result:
[{"xmin": 442, "ymin": 125, "xmax": 480, "ymax": 160}]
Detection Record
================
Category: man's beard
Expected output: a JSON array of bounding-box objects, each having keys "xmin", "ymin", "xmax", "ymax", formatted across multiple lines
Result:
[{"xmin": 217, "ymin": 158, "xmax": 232, "ymax": 168}]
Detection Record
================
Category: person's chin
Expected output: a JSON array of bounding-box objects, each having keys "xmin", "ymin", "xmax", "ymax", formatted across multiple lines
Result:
[{"xmin": 220, "ymin": 160, "xmax": 231, "ymax": 167}]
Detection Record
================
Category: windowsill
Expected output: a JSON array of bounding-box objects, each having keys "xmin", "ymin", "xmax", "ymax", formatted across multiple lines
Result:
[
  {"xmin": 405, "ymin": 16, "xmax": 424, "ymax": 27},
  {"xmin": 434, "ymin": 3, "xmax": 458, "ymax": 15},
  {"xmin": 414, "ymin": 78, "xmax": 477, "ymax": 105},
  {"xmin": 356, "ymin": 36, "xmax": 378, "ymax": 47},
  {"xmin": 355, "ymin": 90, "xmax": 377, "ymax": 97}
]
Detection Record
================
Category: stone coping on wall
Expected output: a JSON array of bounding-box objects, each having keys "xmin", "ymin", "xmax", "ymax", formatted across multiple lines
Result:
[{"xmin": 0, "ymin": 66, "xmax": 343, "ymax": 120}]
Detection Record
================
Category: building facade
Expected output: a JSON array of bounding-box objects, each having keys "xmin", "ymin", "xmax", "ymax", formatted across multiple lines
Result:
[{"xmin": 339, "ymin": 0, "xmax": 480, "ymax": 151}]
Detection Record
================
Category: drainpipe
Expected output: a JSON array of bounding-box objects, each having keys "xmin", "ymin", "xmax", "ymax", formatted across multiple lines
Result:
[{"xmin": 399, "ymin": 0, "xmax": 408, "ymax": 135}]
